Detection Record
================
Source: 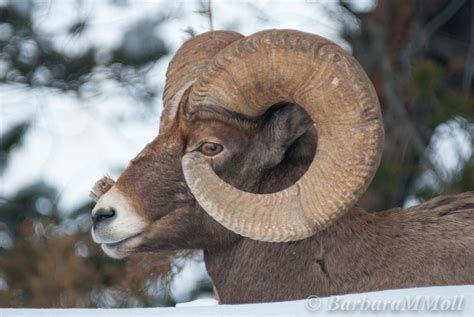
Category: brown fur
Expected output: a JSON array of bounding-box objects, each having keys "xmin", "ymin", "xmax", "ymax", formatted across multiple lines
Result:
[
  {"xmin": 205, "ymin": 195, "xmax": 474, "ymax": 303},
  {"xmin": 111, "ymin": 102, "xmax": 473, "ymax": 304}
]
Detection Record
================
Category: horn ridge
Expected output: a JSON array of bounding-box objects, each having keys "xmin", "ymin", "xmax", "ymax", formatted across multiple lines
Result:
[{"xmin": 160, "ymin": 31, "xmax": 244, "ymax": 133}]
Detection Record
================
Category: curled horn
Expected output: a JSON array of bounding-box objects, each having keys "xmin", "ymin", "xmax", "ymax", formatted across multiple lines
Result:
[{"xmin": 182, "ymin": 30, "xmax": 384, "ymax": 242}]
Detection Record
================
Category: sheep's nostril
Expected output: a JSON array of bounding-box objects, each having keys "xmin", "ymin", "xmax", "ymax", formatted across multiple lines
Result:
[{"xmin": 93, "ymin": 208, "xmax": 116, "ymax": 226}]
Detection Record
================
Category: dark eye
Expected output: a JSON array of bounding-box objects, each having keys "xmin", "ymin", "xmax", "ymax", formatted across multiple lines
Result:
[{"xmin": 199, "ymin": 142, "xmax": 223, "ymax": 156}]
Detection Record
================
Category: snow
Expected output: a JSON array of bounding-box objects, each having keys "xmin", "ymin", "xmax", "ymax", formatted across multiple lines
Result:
[{"xmin": 0, "ymin": 285, "xmax": 472, "ymax": 316}]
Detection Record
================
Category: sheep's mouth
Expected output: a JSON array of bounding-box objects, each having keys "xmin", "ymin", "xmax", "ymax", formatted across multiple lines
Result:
[{"xmin": 101, "ymin": 233, "xmax": 143, "ymax": 259}]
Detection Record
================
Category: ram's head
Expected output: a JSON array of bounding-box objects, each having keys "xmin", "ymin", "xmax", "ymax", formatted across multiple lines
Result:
[{"xmin": 90, "ymin": 30, "xmax": 384, "ymax": 259}]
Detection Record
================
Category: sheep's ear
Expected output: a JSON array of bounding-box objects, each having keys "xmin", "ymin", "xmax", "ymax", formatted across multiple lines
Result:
[{"xmin": 259, "ymin": 102, "xmax": 313, "ymax": 149}]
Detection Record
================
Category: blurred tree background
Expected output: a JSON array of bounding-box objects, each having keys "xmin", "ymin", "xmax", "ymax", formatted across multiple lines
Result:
[
  {"xmin": 341, "ymin": 0, "xmax": 474, "ymax": 211},
  {"xmin": 0, "ymin": 0, "xmax": 472, "ymax": 308}
]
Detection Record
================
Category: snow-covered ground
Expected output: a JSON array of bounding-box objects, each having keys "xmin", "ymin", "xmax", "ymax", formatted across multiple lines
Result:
[{"xmin": 0, "ymin": 285, "xmax": 472, "ymax": 316}]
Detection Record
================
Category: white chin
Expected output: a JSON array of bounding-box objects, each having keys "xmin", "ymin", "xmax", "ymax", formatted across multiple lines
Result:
[{"xmin": 100, "ymin": 234, "xmax": 142, "ymax": 259}]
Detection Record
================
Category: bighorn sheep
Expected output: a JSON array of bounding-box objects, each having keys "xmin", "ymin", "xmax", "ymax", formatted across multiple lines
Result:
[{"xmin": 90, "ymin": 30, "xmax": 474, "ymax": 304}]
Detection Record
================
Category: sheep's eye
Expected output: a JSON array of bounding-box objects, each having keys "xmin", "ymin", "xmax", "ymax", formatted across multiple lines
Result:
[{"xmin": 199, "ymin": 142, "xmax": 223, "ymax": 156}]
